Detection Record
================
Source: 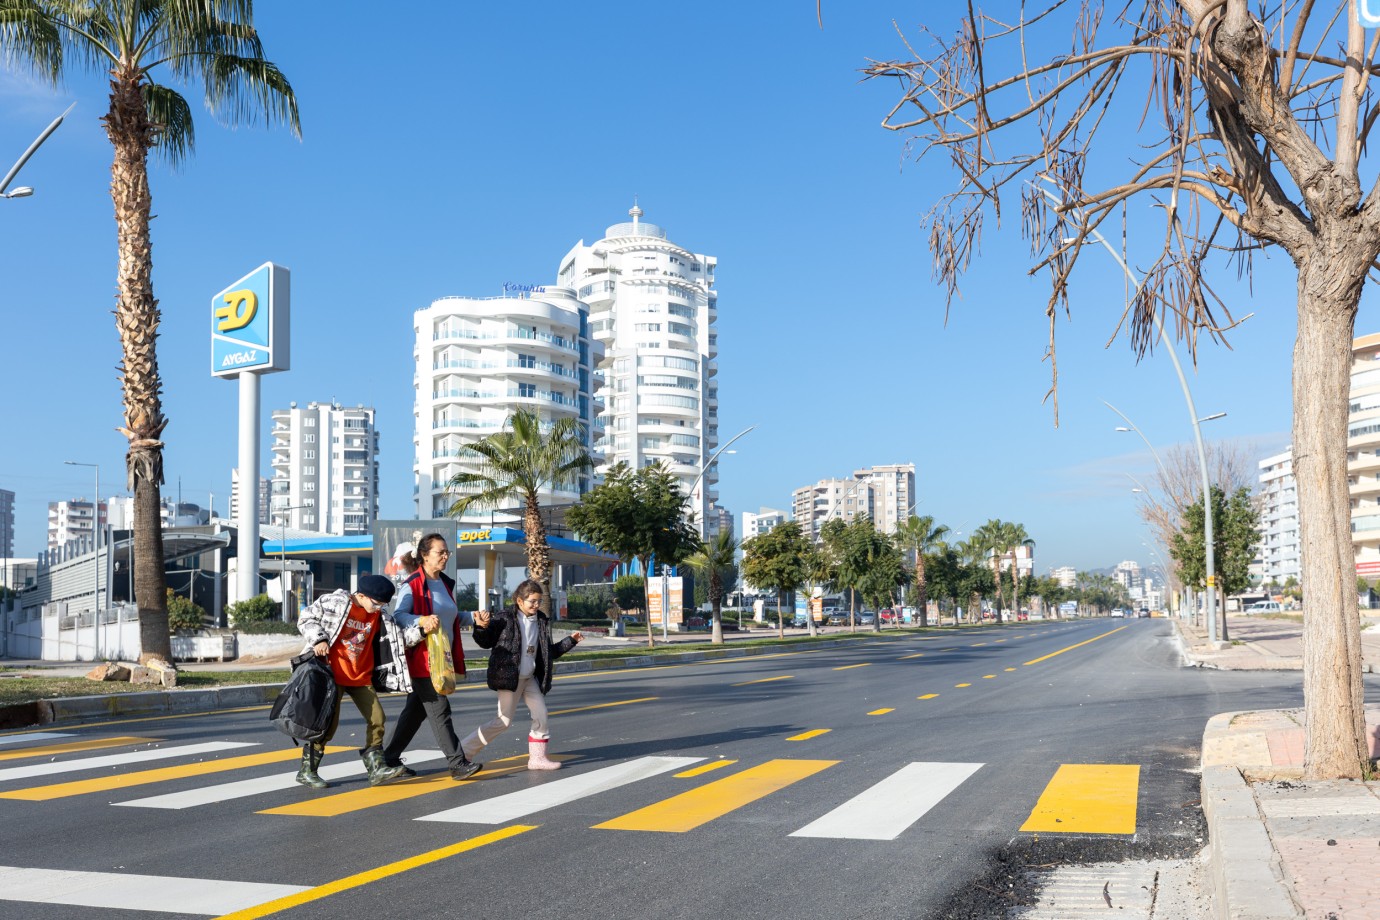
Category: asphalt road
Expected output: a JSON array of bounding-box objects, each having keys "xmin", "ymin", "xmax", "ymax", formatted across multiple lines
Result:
[{"xmin": 0, "ymin": 619, "xmax": 1349, "ymax": 920}]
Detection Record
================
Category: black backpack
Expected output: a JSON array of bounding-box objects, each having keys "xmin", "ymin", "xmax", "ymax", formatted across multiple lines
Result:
[{"xmin": 269, "ymin": 651, "xmax": 340, "ymax": 743}]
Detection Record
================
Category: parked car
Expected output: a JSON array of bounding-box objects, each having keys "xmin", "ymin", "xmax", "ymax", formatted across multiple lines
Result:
[
  {"xmin": 827, "ymin": 614, "xmax": 848, "ymax": 626},
  {"xmin": 879, "ymin": 608, "xmax": 898, "ymax": 624},
  {"xmin": 857, "ymin": 611, "xmax": 876, "ymax": 626},
  {"xmin": 1245, "ymin": 601, "xmax": 1283, "ymax": 613}
]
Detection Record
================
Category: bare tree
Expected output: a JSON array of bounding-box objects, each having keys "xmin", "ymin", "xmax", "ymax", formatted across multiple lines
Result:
[{"xmin": 866, "ymin": 2, "xmax": 1375, "ymax": 778}]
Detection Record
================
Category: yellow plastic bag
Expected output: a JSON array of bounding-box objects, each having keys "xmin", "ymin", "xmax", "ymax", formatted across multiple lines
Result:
[{"xmin": 427, "ymin": 629, "xmax": 455, "ymax": 695}]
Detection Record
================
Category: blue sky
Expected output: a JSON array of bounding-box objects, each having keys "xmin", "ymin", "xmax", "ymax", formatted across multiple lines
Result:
[{"xmin": 0, "ymin": 2, "xmax": 1366, "ymax": 573}]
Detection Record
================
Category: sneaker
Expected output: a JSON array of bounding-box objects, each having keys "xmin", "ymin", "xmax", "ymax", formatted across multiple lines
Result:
[
  {"xmin": 395, "ymin": 764, "xmax": 417, "ymax": 778},
  {"xmin": 449, "ymin": 759, "xmax": 483, "ymax": 780}
]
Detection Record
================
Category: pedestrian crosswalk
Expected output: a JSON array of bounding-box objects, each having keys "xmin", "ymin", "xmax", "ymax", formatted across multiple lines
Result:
[{"xmin": 0, "ymin": 732, "xmax": 1144, "ymax": 842}]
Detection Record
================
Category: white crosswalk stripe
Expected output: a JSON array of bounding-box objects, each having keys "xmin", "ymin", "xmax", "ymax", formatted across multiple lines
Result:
[
  {"xmin": 0, "ymin": 732, "xmax": 74, "ymax": 746},
  {"xmin": 112, "ymin": 749, "xmax": 449, "ymax": 809},
  {"xmin": 0, "ymin": 741, "xmax": 256, "ymax": 783},
  {"xmin": 0, "ymin": 865, "xmax": 309, "ymax": 915},
  {"xmin": 791, "ymin": 761, "xmax": 985, "ymax": 840},
  {"xmin": 417, "ymin": 755, "xmax": 703, "ymax": 825}
]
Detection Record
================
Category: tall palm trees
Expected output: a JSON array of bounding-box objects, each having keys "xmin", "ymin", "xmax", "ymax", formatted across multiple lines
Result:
[
  {"xmin": 2, "ymin": 1, "xmax": 299, "ymax": 663},
  {"xmin": 972, "ymin": 519, "xmax": 1034, "ymax": 621},
  {"xmin": 688, "ymin": 529, "xmax": 737, "ymax": 645},
  {"xmin": 448, "ymin": 410, "xmax": 592, "ymax": 614},
  {"xmin": 894, "ymin": 514, "xmax": 949, "ymax": 627}
]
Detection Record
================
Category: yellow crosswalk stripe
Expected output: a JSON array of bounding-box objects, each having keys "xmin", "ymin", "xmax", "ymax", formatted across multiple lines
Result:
[
  {"xmin": 593, "ymin": 759, "xmax": 837, "ymax": 832},
  {"xmin": 259, "ymin": 761, "xmax": 532, "ymax": 817},
  {"xmin": 1020, "ymin": 764, "xmax": 1140, "ymax": 834},
  {"xmin": 676, "ymin": 760, "xmax": 737, "ymax": 778},
  {"xmin": 733, "ymin": 676, "xmax": 793, "ymax": 686},
  {"xmin": 786, "ymin": 729, "xmax": 830, "ymax": 741},
  {"xmin": 0, "ymin": 747, "xmax": 349, "ymax": 802},
  {"xmin": 211, "ymin": 825, "xmax": 536, "ymax": 920},
  {"xmin": 0, "ymin": 736, "xmax": 155, "ymax": 761}
]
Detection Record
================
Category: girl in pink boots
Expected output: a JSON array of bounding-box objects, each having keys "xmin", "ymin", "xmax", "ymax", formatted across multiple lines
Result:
[{"xmin": 462, "ymin": 579, "xmax": 582, "ymax": 770}]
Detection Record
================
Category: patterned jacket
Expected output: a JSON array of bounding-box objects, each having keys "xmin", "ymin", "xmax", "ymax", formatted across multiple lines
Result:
[
  {"xmin": 297, "ymin": 589, "xmax": 413, "ymax": 694},
  {"xmin": 472, "ymin": 607, "xmax": 577, "ymax": 694}
]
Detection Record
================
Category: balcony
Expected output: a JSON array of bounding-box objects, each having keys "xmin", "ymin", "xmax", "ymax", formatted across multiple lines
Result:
[{"xmin": 506, "ymin": 359, "xmax": 577, "ymax": 380}]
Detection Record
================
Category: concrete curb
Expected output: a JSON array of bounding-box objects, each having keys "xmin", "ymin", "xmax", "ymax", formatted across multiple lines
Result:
[
  {"xmin": 1201, "ymin": 715, "xmax": 1303, "ymax": 919},
  {"xmin": 6, "ymin": 635, "xmax": 873, "ymax": 727}
]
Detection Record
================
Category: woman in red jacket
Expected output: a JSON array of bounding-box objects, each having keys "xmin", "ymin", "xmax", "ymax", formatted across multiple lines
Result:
[{"xmin": 381, "ymin": 534, "xmax": 482, "ymax": 780}]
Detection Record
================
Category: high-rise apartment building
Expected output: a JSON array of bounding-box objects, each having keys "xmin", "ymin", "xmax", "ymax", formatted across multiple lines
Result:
[
  {"xmin": 106, "ymin": 498, "xmax": 209, "ymax": 530},
  {"xmin": 270, "ymin": 402, "xmax": 379, "ymax": 535},
  {"xmin": 1050, "ymin": 566, "xmax": 1077, "ymax": 588},
  {"xmin": 0, "ymin": 488, "xmax": 13, "ymax": 560},
  {"xmin": 1113, "ymin": 560, "xmax": 1142, "ymax": 594},
  {"xmin": 230, "ymin": 469, "xmax": 270, "ymax": 525},
  {"xmin": 1257, "ymin": 448, "xmax": 1300, "ymax": 584},
  {"xmin": 1351, "ymin": 333, "xmax": 1380, "ymax": 578},
  {"xmin": 742, "ymin": 507, "xmax": 789, "ymax": 541},
  {"xmin": 557, "ymin": 205, "xmax": 722, "ymax": 533},
  {"xmin": 46, "ymin": 497, "xmax": 105, "ymax": 551},
  {"xmin": 791, "ymin": 464, "xmax": 917, "ymax": 542},
  {"xmin": 412, "ymin": 288, "xmax": 602, "ymax": 521}
]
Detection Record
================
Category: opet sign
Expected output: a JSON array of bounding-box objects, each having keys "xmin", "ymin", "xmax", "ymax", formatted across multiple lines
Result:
[{"xmin": 211, "ymin": 262, "xmax": 290, "ymax": 377}]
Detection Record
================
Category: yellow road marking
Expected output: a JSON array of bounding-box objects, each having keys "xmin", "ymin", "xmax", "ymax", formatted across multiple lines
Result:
[
  {"xmin": 593, "ymin": 759, "xmax": 836, "ymax": 832},
  {"xmin": 0, "ymin": 746, "xmax": 350, "ymax": 801},
  {"xmin": 1020, "ymin": 764, "xmax": 1140, "ymax": 835},
  {"xmin": 918, "ymin": 693, "xmax": 939, "ymax": 700},
  {"xmin": 1023, "ymin": 626, "xmax": 1128, "ymax": 665},
  {"xmin": 1005, "ymin": 668, "xmax": 1017, "ymax": 672},
  {"xmin": 898, "ymin": 653, "xmax": 925, "ymax": 660},
  {"xmin": 258, "ymin": 762, "xmax": 532, "ymax": 817},
  {"xmin": 676, "ymin": 760, "xmax": 737, "ymax": 778},
  {"xmin": 971, "ymin": 642, "xmax": 987, "ymax": 647},
  {"xmin": 786, "ymin": 729, "xmax": 830, "ymax": 741},
  {"xmin": 0, "ymin": 736, "xmax": 155, "ymax": 761},
  {"xmin": 982, "ymin": 675, "xmax": 996, "ymax": 679},
  {"xmin": 867, "ymin": 708, "xmax": 894, "ymax": 716},
  {"xmin": 832, "ymin": 663, "xmax": 871, "ymax": 671},
  {"xmin": 211, "ymin": 825, "xmax": 537, "ymax": 919},
  {"xmin": 732, "ymin": 676, "xmax": 793, "ymax": 686},
  {"xmin": 995, "ymin": 639, "xmax": 1007, "ymax": 643},
  {"xmin": 955, "ymin": 683, "xmax": 971, "ymax": 688},
  {"xmin": 549, "ymin": 697, "xmax": 657, "ymax": 716}
]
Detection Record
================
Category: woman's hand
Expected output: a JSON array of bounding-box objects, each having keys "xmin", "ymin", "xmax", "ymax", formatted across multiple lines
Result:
[
  {"xmin": 571, "ymin": 631, "xmax": 583, "ymax": 644},
  {"xmin": 313, "ymin": 641, "xmax": 329, "ymax": 657},
  {"xmin": 474, "ymin": 610, "xmax": 491, "ymax": 628},
  {"xmin": 419, "ymin": 614, "xmax": 440, "ymax": 634}
]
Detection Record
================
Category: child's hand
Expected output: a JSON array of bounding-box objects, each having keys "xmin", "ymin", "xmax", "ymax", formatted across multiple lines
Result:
[{"xmin": 474, "ymin": 610, "xmax": 491, "ymax": 628}]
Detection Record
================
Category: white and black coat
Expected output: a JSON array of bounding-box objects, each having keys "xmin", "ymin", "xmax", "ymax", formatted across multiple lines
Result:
[
  {"xmin": 472, "ymin": 607, "xmax": 577, "ymax": 694},
  {"xmin": 297, "ymin": 588, "xmax": 414, "ymax": 694}
]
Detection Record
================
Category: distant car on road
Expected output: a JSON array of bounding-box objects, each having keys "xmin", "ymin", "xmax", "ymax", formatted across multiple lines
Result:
[
  {"xmin": 1245, "ymin": 601, "xmax": 1283, "ymax": 613},
  {"xmin": 1136, "ymin": 609, "xmax": 1151, "ymax": 618}
]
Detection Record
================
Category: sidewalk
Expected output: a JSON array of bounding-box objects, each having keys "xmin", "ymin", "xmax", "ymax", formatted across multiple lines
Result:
[{"xmin": 1180, "ymin": 615, "xmax": 1380, "ymax": 918}]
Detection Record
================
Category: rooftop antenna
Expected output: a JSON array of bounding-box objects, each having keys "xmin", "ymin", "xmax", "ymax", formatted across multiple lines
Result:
[{"xmin": 629, "ymin": 196, "xmax": 642, "ymax": 228}]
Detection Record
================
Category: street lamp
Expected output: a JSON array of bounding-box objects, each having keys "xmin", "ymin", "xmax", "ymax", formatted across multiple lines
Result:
[
  {"xmin": 63, "ymin": 460, "xmax": 99, "ymax": 660},
  {"xmin": 274, "ymin": 505, "xmax": 309, "ymax": 622},
  {"xmin": 2, "ymin": 103, "xmax": 76, "ymax": 201},
  {"xmin": 1040, "ymin": 184, "xmax": 1228, "ymax": 645},
  {"xmin": 687, "ymin": 424, "xmax": 755, "ymax": 537}
]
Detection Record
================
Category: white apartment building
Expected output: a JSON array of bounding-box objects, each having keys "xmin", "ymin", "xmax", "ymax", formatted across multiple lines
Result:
[
  {"xmin": 0, "ymin": 488, "xmax": 13, "ymax": 560},
  {"xmin": 1113, "ymin": 560, "xmax": 1142, "ymax": 594},
  {"xmin": 230, "ymin": 469, "xmax": 270, "ymax": 525},
  {"xmin": 1050, "ymin": 565, "xmax": 1078, "ymax": 588},
  {"xmin": 742, "ymin": 507, "xmax": 790, "ymax": 541},
  {"xmin": 853, "ymin": 464, "xmax": 917, "ymax": 534},
  {"xmin": 792, "ymin": 477, "xmax": 876, "ymax": 542},
  {"xmin": 46, "ymin": 498, "xmax": 105, "ymax": 551},
  {"xmin": 412, "ymin": 288, "xmax": 602, "ymax": 522},
  {"xmin": 791, "ymin": 464, "xmax": 917, "ymax": 542},
  {"xmin": 1353, "ymin": 333, "xmax": 1380, "ymax": 579},
  {"xmin": 106, "ymin": 498, "xmax": 209, "ymax": 530},
  {"xmin": 1257, "ymin": 448, "xmax": 1300, "ymax": 584},
  {"xmin": 556, "ymin": 205, "xmax": 722, "ymax": 534},
  {"xmin": 270, "ymin": 402, "xmax": 379, "ymax": 535}
]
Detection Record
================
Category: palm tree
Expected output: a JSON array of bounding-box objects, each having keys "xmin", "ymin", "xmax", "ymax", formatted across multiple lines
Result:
[
  {"xmin": 448, "ymin": 410, "xmax": 592, "ymax": 614},
  {"xmin": 2, "ymin": 2, "xmax": 299, "ymax": 663},
  {"xmin": 894, "ymin": 515, "xmax": 949, "ymax": 627},
  {"xmin": 688, "ymin": 529, "xmax": 737, "ymax": 645}
]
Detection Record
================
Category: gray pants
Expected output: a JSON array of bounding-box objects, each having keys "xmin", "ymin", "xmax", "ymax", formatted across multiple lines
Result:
[{"xmin": 382, "ymin": 679, "xmax": 466, "ymax": 770}]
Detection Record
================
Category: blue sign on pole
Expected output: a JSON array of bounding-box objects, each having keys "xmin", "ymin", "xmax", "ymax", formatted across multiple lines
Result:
[{"xmin": 211, "ymin": 262, "xmax": 290, "ymax": 378}]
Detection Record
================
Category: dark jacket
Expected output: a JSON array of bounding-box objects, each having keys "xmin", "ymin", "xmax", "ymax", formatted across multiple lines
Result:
[{"xmin": 472, "ymin": 607, "xmax": 577, "ymax": 694}]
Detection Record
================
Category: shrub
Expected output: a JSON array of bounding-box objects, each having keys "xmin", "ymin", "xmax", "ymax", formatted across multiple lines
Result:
[
  {"xmin": 166, "ymin": 589, "xmax": 206, "ymax": 632},
  {"xmin": 227, "ymin": 594, "xmax": 281, "ymax": 629},
  {"xmin": 235, "ymin": 619, "xmax": 300, "ymax": 635},
  {"xmin": 568, "ymin": 591, "xmax": 612, "ymax": 620},
  {"xmin": 614, "ymin": 574, "xmax": 645, "ymax": 612}
]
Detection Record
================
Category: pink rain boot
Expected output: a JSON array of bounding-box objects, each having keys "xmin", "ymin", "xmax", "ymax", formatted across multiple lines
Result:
[{"xmin": 527, "ymin": 736, "xmax": 560, "ymax": 771}]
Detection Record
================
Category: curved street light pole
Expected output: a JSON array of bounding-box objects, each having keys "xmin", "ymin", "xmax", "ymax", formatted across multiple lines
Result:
[
  {"xmin": 2, "ymin": 103, "xmax": 76, "ymax": 199},
  {"xmin": 687, "ymin": 424, "xmax": 755, "ymax": 536},
  {"xmin": 1040, "ymin": 185, "xmax": 1223, "ymax": 645}
]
